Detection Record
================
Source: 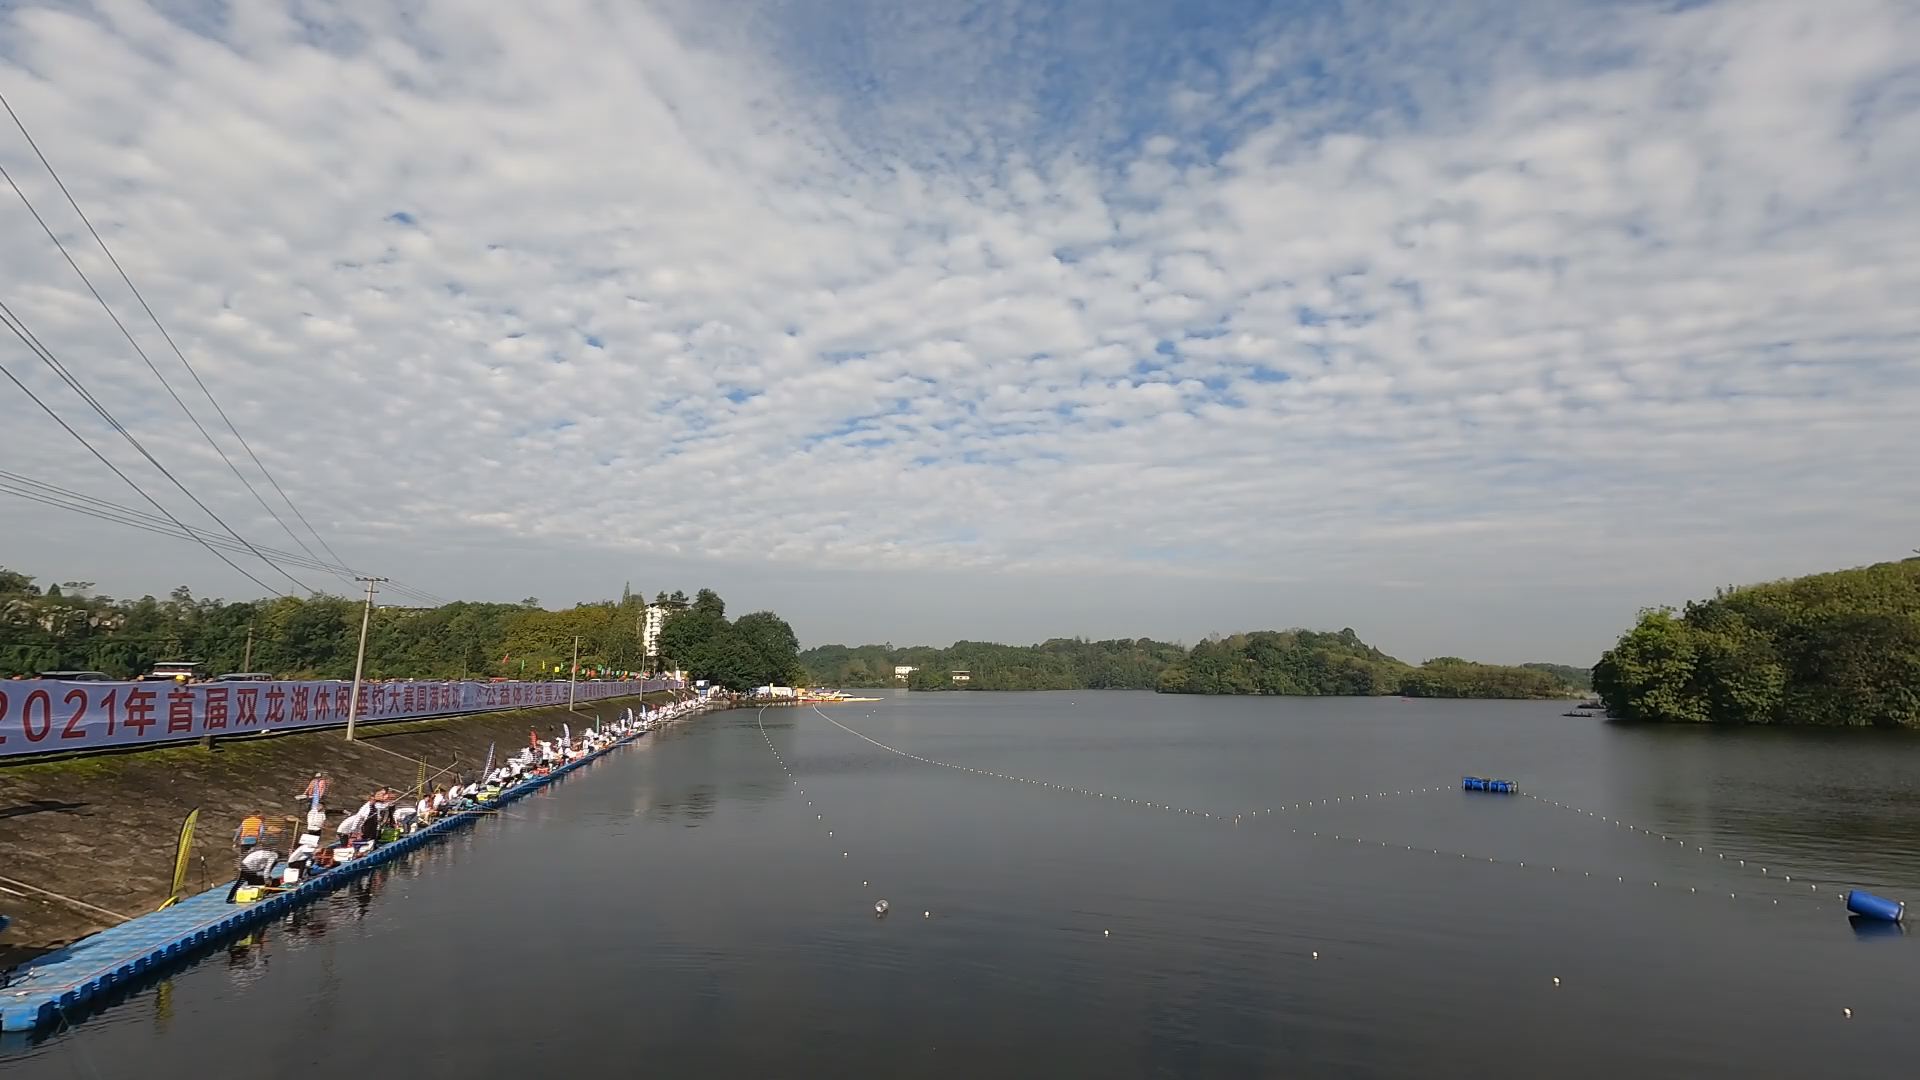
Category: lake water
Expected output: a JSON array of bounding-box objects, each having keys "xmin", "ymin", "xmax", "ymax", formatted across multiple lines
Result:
[{"xmin": 5, "ymin": 692, "xmax": 1919, "ymax": 1076}]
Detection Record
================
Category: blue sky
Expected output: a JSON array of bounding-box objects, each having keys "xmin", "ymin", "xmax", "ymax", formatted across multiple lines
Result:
[{"xmin": 0, "ymin": 0, "xmax": 1916, "ymax": 663}]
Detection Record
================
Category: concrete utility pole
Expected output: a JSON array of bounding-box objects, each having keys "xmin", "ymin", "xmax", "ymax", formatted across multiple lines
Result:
[
  {"xmin": 242, "ymin": 621, "xmax": 255, "ymax": 672},
  {"xmin": 345, "ymin": 577, "xmax": 388, "ymax": 741},
  {"xmin": 569, "ymin": 634, "xmax": 580, "ymax": 712}
]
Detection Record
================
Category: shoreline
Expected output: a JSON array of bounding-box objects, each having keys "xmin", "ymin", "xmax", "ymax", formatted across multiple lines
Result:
[
  {"xmin": 0, "ymin": 704, "xmax": 707, "ymax": 1034},
  {"xmin": 0, "ymin": 690, "xmax": 685, "ymax": 962}
]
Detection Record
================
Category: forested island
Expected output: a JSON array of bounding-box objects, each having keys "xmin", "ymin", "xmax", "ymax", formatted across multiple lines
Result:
[
  {"xmin": 0, "ymin": 569, "xmax": 801, "ymax": 692},
  {"xmin": 800, "ymin": 631, "xmax": 1587, "ymax": 699},
  {"xmin": 1594, "ymin": 558, "xmax": 1920, "ymax": 727}
]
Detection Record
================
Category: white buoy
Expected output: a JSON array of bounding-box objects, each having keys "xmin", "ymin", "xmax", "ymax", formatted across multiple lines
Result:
[
  {"xmin": 874, "ymin": 899, "xmax": 889, "ymax": 916},
  {"xmin": 1553, "ymin": 977, "xmax": 1560, "ymax": 987},
  {"xmin": 1311, "ymin": 951, "xmax": 1319, "ymax": 959},
  {"xmin": 1844, "ymin": 1008, "xmax": 1852, "ymax": 1019},
  {"xmin": 923, "ymin": 911, "xmax": 930, "ymax": 919},
  {"xmin": 1103, "ymin": 929, "xmax": 1110, "ymax": 937}
]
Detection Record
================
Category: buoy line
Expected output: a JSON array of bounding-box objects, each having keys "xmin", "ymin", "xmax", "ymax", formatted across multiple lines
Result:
[
  {"xmin": 782, "ymin": 709, "xmax": 1868, "ymax": 1015},
  {"xmin": 821, "ymin": 705, "xmax": 1837, "ymax": 918},
  {"xmin": 756, "ymin": 707, "xmax": 900, "ymax": 920},
  {"xmin": 1267, "ymin": 810, "xmax": 1845, "ymax": 919},
  {"xmin": 1521, "ymin": 792, "xmax": 1849, "ymax": 897},
  {"xmin": 813, "ymin": 707, "xmax": 1446, "ymax": 826}
]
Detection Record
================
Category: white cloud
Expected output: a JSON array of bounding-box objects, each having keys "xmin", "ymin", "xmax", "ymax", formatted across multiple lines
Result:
[{"xmin": 1, "ymin": 0, "xmax": 1917, "ymax": 664}]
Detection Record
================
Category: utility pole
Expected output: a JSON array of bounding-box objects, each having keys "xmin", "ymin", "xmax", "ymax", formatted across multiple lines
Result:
[
  {"xmin": 569, "ymin": 634, "xmax": 580, "ymax": 712},
  {"xmin": 242, "ymin": 621, "xmax": 255, "ymax": 672},
  {"xmin": 345, "ymin": 577, "xmax": 387, "ymax": 741}
]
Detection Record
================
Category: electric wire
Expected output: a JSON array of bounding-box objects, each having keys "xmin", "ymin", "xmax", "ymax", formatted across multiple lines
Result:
[
  {"xmin": 2, "ymin": 90, "xmax": 353, "ymax": 572},
  {"xmin": 0, "ymin": 469, "xmax": 443, "ymax": 603},
  {"xmin": 0, "ymin": 299, "xmax": 316, "ymax": 594},
  {"xmin": 0, "ymin": 160, "xmax": 335, "ymax": 593},
  {"xmin": 0, "ymin": 473, "xmax": 444, "ymax": 606},
  {"xmin": 0, "ymin": 347, "xmax": 286, "ymax": 597}
]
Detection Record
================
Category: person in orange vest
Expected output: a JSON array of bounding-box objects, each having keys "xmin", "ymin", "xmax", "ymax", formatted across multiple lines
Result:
[{"xmin": 234, "ymin": 811, "xmax": 265, "ymax": 847}]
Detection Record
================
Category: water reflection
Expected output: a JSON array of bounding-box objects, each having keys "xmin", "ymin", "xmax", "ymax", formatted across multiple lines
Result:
[{"xmin": 1847, "ymin": 915, "xmax": 1907, "ymax": 940}]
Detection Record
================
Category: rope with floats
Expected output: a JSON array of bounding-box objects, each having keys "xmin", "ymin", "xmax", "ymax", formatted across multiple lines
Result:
[{"xmin": 758, "ymin": 707, "xmax": 902, "ymax": 919}]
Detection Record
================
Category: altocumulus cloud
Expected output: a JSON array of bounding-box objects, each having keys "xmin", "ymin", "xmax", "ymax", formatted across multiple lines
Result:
[{"xmin": 0, "ymin": 0, "xmax": 1916, "ymax": 661}]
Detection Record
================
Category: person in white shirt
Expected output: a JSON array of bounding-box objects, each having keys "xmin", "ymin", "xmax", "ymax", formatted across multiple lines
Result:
[
  {"xmin": 335, "ymin": 808, "xmax": 368, "ymax": 843},
  {"xmin": 229, "ymin": 846, "xmax": 279, "ymax": 901}
]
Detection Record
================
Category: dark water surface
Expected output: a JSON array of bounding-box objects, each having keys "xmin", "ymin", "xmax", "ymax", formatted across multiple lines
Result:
[{"xmin": 5, "ymin": 692, "xmax": 1919, "ymax": 1077}]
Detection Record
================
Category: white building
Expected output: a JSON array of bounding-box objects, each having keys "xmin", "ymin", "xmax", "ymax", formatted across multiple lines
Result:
[
  {"xmin": 893, "ymin": 665, "xmax": 917, "ymax": 681},
  {"xmin": 642, "ymin": 603, "xmax": 669, "ymax": 664}
]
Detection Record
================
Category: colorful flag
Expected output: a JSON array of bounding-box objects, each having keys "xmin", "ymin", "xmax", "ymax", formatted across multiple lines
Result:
[{"xmin": 160, "ymin": 808, "xmax": 199, "ymax": 911}]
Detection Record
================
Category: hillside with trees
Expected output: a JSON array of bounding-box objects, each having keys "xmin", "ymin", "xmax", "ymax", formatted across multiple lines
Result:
[
  {"xmin": 0, "ymin": 568, "xmax": 796, "ymax": 691},
  {"xmin": 1593, "ymin": 559, "xmax": 1920, "ymax": 726},
  {"xmin": 802, "ymin": 630, "xmax": 1582, "ymax": 699},
  {"xmin": 654, "ymin": 588, "xmax": 804, "ymax": 691}
]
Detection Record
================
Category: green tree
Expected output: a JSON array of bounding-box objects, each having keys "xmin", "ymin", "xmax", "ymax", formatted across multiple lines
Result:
[{"xmin": 1595, "ymin": 560, "xmax": 1920, "ymax": 726}]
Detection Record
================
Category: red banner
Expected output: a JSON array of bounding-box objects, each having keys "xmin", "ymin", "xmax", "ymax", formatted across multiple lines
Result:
[{"xmin": 0, "ymin": 677, "xmax": 677, "ymax": 758}]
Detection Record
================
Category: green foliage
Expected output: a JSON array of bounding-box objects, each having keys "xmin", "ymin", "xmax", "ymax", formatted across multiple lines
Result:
[
  {"xmin": 1521, "ymin": 662, "xmax": 1592, "ymax": 691},
  {"xmin": 802, "ymin": 629, "xmax": 1580, "ymax": 699},
  {"xmin": 656, "ymin": 600, "xmax": 801, "ymax": 692},
  {"xmin": 1400, "ymin": 658, "xmax": 1571, "ymax": 699},
  {"xmin": 802, "ymin": 637, "xmax": 1190, "ymax": 691},
  {"xmin": 1594, "ymin": 559, "xmax": 1920, "ymax": 726},
  {"xmin": 0, "ymin": 567, "xmax": 794, "ymax": 686},
  {"xmin": 1157, "ymin": 629, "xmax": 1408, "ymax": 696}
]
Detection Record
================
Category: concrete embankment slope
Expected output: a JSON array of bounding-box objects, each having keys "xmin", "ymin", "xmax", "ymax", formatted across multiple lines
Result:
[{"xmin": 0, "ymin": 693, "xmax": 676, "ymax": 962}]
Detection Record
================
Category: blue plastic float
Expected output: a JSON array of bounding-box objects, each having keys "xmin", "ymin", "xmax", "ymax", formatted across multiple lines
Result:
[
  {"xmin": 1461, "ymin": 776, "xmax": 1518, "ymax": 793},
  {"xmin": 1845, "ymin": 889, "xmax": 1904, "ymax": 923}
]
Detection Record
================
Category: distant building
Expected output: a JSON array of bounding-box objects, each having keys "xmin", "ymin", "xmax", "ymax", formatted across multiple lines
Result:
[
  {"xmin": 642, "ymin": 603, "xmax": 671, "ymax": 665},
  {"xmin": 893, "ymin": 665, "xmax": 917, "ymax": 681},
  {"xmin": 950, "ymin": 670, "xmax": 971, "ymax": 684}
]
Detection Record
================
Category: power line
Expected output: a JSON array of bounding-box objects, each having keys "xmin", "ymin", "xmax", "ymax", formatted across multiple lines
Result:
[
  {"xmin": 0, "ymin": 470, "xmax": 444, "ymax": 604},
  {"xmin": 0, "ymin": 471, "xmax": 446, "ymax": 606},
  {"xmin": 0, "ymin": 348, "xmax": 286, "ymax": 598},
  {"xmin": 0, "ymin": 299, "xmax": 317, "ymax": 594},
  {"xmin": 1, "ymin": 90, "xmax": 353, "ymax": 574},
  {"xmin": 0, "ymin": 468, "xmax": 445, "ymax": 604},
  {"xmin": 0, "ymin": 138, "xmax": 350, "ymax": 590}
]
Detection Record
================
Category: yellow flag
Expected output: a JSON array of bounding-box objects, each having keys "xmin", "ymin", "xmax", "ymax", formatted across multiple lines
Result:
[{"xmin": 159, "ymin": 807, "xmax": 199, "ymax": 909}]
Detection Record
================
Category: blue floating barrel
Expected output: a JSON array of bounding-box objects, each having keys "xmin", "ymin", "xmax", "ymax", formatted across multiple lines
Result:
[{"xmin": 1846, "ymin": 889, "xmax": 1904, "ymax": 923}]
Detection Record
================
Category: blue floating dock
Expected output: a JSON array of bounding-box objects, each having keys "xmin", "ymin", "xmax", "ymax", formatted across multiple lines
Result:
[
  {"xmin": 0, "ymin": 724, "xmax": 663, "ymax": 1032},
  {"xmin": 1462, "ymin": 776, "xmax": 1518, "ymax": 793}
]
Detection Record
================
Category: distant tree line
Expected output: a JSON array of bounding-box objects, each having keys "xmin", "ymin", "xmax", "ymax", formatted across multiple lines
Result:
[
  {"xmin": 0, "ymin": 568, "xmax": 798, "ymax": 692},
  {"xmin": 800, "ymin": 629, "xmax": 1584, "ymax": 699},
  {"xmin": 654, "ymin": 588, "xmax": 803, "ymax": 692},
  {"xmin": 1594, "ymin": 559, "xmax": 1920, "ymax": 727}
]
